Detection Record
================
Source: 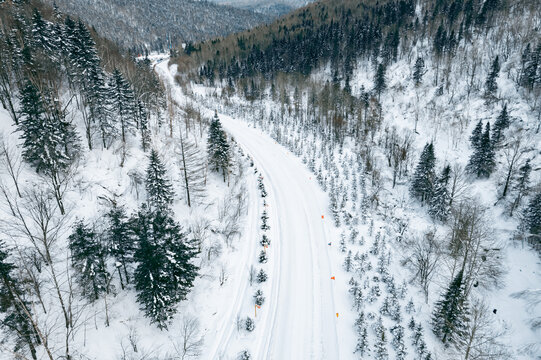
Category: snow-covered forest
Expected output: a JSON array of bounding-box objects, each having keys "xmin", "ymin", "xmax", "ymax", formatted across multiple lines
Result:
[{"xmin": 1, "ymin": 0, "xmax": 540, "ymax": 359}]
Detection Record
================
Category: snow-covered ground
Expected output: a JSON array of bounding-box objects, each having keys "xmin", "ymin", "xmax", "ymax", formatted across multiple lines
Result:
[
  {"xmin": 156, "ymin": 45, "xmax": 541, "ymax": 358},
  {"xmin": 157, "ymin": 59, "xmax": 358, "ymax": 359}
]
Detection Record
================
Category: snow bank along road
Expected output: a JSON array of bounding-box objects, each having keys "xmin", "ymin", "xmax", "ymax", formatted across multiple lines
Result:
[
  {"xmin": 219, "ymin": 117, "xmax": 345, "ymax": 359},
  {"xmin": 156, "ymin": 61, "xmax": 348, "ymax": 359}
]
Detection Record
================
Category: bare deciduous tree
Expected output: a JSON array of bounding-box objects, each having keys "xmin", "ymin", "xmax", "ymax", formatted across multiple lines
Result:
[
  {"xmin": 447, "ymin": 202, "xmax": 504, "ymax": 296},
  {"xmin": 171, "ymin": 317, "xmax": 204, "ymax": 360},
  {"xmin": 0, "ymin": 136, "xmax": 23, "ymax": 198},
  {"xmin": 403, "ymin": 231, "xmax": 442, "ymax": 303},
  {"xmin": 456, "ymin": 299, "xmax": 510, "ymax": 360}
]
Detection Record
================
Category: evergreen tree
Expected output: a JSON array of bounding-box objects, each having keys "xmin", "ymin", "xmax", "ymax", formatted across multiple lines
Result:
[
  {"xmin": 374, "ymin": 316, "xmax": 389, "ymax": 360},
  {"xmin": 413, "ymin": 57, "xmax": 425, "ymax": 86},
  {"xmin": 354, "ymin": 312, "xmax": 369, "ymax": 356},
  {"xmin": 254, "ymin": 289, "xmax": 265, "ymax": 306},
  {"xmin": 484, "ymin": 55, "xmax": 500, "ymax": 98},
  {"xmin": 105, "ymin": 203, "xmax": 133, "ymax": 289},
  {"xmin": 429, "ymin": 165, "xmax": 451, "ymax": 221},
  {"xmin": 133, "ymin": 208, "xmax": 198, "ymax": 329},
  {"xmin": 492, "ymin": 104, "xmax": 510, "ymax": 146},
  {"xmin": 68, "ymin": 220, "xmax": 109, "ymax": 302},
  {"xmin": 18, "ymin": 80, "xmax": 79, "ymax": 214},
  {"xmin": 207, "ymin": 111, "xmax": 230, "ymax": 181},
  {"xmin": 410, "ymin": 143, "xmax": 436, "ymax": 204},
  {"xmin": 258, "ymin": 250, "xmax": 268, "ymax": 263},
  {"xmin": 521, "ymin": 191, "xmax": 541, "ymax": 245},
  {"xmin": 467, "ymin": 122, "xmax": 495, "ymax": 178},
  {"xmin": 145, "ymin": 149, "xmax": 174, "ymax": 211},
  {"xmin": 109, "ymin": 69, "xmax": 136, "ymax": 143},
  {"xmin": 260, "ymin": 210, "xmax": 270, "ymax": 231},
  {"xmin": 18, "ymin": 80, "xmax": 70, "ymax": 173},
  {"xmin": 432, "ymin": 270, "xmax": 470, "ymax": 345},
  {"xmin": 510, "ymin": 159, "xmax": 532, "ymax": 214},
  {"xmin": 31, "ymin": 8, "xmax": 55, "ymax": 57},
  {"xmin": 256, "ymin": 269, "xmax": 267, "ymax": 283},
  {"xmin": 390, "ymin": 325, "xmax": 407, "ymax": 360},
  {"xmin": 0, "ymin": 241, "xmax": 39, "ymax": 360},
  {"xmin": 470, "ymin": 121, "xmax": 483, "ymax": 149},
  {"xmin": 373, "ymin": 63, "xmax": 387, "ymax": 99}
]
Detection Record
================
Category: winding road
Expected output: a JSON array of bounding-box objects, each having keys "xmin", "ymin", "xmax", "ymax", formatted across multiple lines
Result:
[{"xmin": 156, "ymin": 60, "xmax": 349, "ymax": 359}]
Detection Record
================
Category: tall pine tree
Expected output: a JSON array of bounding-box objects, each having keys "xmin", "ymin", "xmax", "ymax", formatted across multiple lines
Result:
[
  {"xmin": 484, "ymin": 55, "xmax": 500, "ymax": 99},
  {"xmin": 0, "ymin": 241, "xmax": 40, "ymax": 360},
  {"xmin": 105, "ymin": 203, "xmax": 133, "ymax": 289},
  {"xmin": 133, "ymin": 207, "xmax": 198, "ymax": 329},
  {"xmin": 410, "ymin": 143, "xmax": 436, "ymax": 205},
  {"xmin": 429, "ymin": 165, "xmax": 451, "ymax": 222},
  {"xmin": 145, "ymin": 149, "xmax": 174, "ymax": 211},
  {"xmin": 492, "ymin": 104, "xmax": 510, "ymax": 146},
  {"xmin": 432, "ymin": 270, "xmax": 470, "ymax": 345},
  {"xmin": 207, "ymin": 111, "xmax": 230, "ymax": 182},
  {"xmin": 521, "ymin": 191, "xmax": 541, "ymax": 246},
  {"xmin": 68, "ymin": 220, "xmax": 109, "ymax": 302},
  {"xmin": 467, "ymin": 122, "xmax": 495, "ymax": 178}
]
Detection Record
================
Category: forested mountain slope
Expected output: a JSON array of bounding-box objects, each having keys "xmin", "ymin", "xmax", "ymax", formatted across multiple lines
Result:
[
  {"xmin": 169, "ymin": 0, "xmax": 541, "ymax": 358},
  {"xmin": 43, "ymin": 0, "xmax": 269, "ymax": 51},
  {"xmin": 0, "ymin": 1, "xmax": 245, "ymax": 359},
  {"xmin": 208, "ymin": 0, "xmax": 314, "ymax": 17}
]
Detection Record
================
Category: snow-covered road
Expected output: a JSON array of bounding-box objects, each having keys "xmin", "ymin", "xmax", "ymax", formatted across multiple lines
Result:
[
  {"xmin": 156, "ymin": 60, "xmax": 352, "ymax": 359},
  {"xmin": 218, "ymin": 117, "xmax": 343, "ymax": 359}
]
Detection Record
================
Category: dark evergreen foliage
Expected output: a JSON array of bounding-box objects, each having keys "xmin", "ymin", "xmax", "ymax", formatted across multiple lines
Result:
[
  {"xmin": 207, "ymin": 112, "xmax": 230, "ymax": 181},
  {"xmin": 466, "ymin": 122, "xmax": 495, "ymax": 178},
  {"xmin": 429, "ymin": 165, "xmax": 451, "ymax": 222},
  {"xmin": 145, "ymin": 149, "xmax": 174, "ymax": 211},
  {"xmin": 0, "ymin": 241, "xmax": 39, "ymax": 360},
  {"xmin": 133, "ymin": 207, "xmax": 199, "ymax": 329},
  {"xmin": 492, "ymin": 104, "xmax": 510, "ymax": 146},
  {"xmin": 105, "ymin": 203, "xmax": 133, "ymax": 289},
  {"xmin": 521, "ymin": 191, "xmax": 541, "ymax": 247},
  {"xmin": 410, "ymin": 143, "xmax": 436, "ymax": 205},
  {"xmin": 413, "ymin": 57, "xmax": 425, "ymax": 86},
  {"xmin": 68, "ymin": 220, "xmax": 109, "ymax": 302},
  {"xmin": 484, "ymin": 55, "xmax": 500, "ymax": 98},
  {"xmin": 374, "ymin": 63, "xmax": 387, "ymax": 99},
  {"xmin": 431, "ymin": 270, "xmax": 470, "ymax": 345}
]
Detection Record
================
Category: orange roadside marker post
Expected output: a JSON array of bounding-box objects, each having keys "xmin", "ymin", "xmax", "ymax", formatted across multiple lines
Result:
[
  {"xmin": 336, "ymin": 313, "xmax": 339, "ymax": 318},
  {"xmin": 255, "ymin": 305, "xmax": 261, "ymax": 317}
]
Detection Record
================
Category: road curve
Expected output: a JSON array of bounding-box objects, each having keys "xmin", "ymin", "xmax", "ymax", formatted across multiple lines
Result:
[{"xmin": 220, "ymin": 116, "xmax": 342, "ymax": 359}]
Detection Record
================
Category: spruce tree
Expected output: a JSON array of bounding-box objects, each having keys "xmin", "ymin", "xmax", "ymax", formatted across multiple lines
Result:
[
  {"xmin": 105, "ymin": 203, "xmax": 133, "ymax": 289},
  {"xmin": 133, "ymin": 207, "xmax": 198, "ymax": 329},
  {"xmin": 145, "ymin": 149, "xmax": 174, "ymax": 211},
  {"xmin": 467, "ymin": 122, "xmax": 495, "ymax": 178},
  {"xmin": 0, "ymin": 242, "xmax": 39, "ymax": 360},
  {"xmin": 109, "ymin": 69, "xmax": 136, "ymax": 143},
  {"xmin": 470, "ymin": 121, "xmax": 483, "ymax": 149},
  {"xmin": 429, "ymin": 165, "xmax": 451, "ymax": 221},
  {"xmin": 68, "ymin": 220, "xmax": 109, "ymax": 302},
  {"xmin": 492, "ymin": 104, "xmax": 510, "ymax": 146},
  {"xmin": 484, "ymin": 55, "xmax": 500, "ymax": 98},
  {"xmin": 18, "ymin": 80, "xmax": 70, "ymax": 173},
  {"xmin": 391, "ymin": 325, "xmax": 407, "ymax": 360},
  {"xmin": 431, "ymin": 270, "xmax": 470, "ymax": 345},
  {"xmin": 521, "ymin": 191, "xmax": 541, "ymax": 245},
  {"xmin": 207, "ymin": 111, "xmax": 230, "ymax": 181},
  {"xmin": 374, "ymin": 316, "xmax": 389, "ymax": 360},
  {"xmin": 373, "ymin": 63, "xmax": 387, "ymax": 99},
  {"xmin": 410, "ymin": 143, "xmax": 436, "ymax": 205},
  {"xmin": 509, "ymin": 159, "xmax": 532, "ymax": 214},
  {"xmin": 354, "ymin": 312, "xmax": 369, "ymax": 356},
  {"xmin": 413, "ymin": 57, "xmax": 425, "ymax": 86}
]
